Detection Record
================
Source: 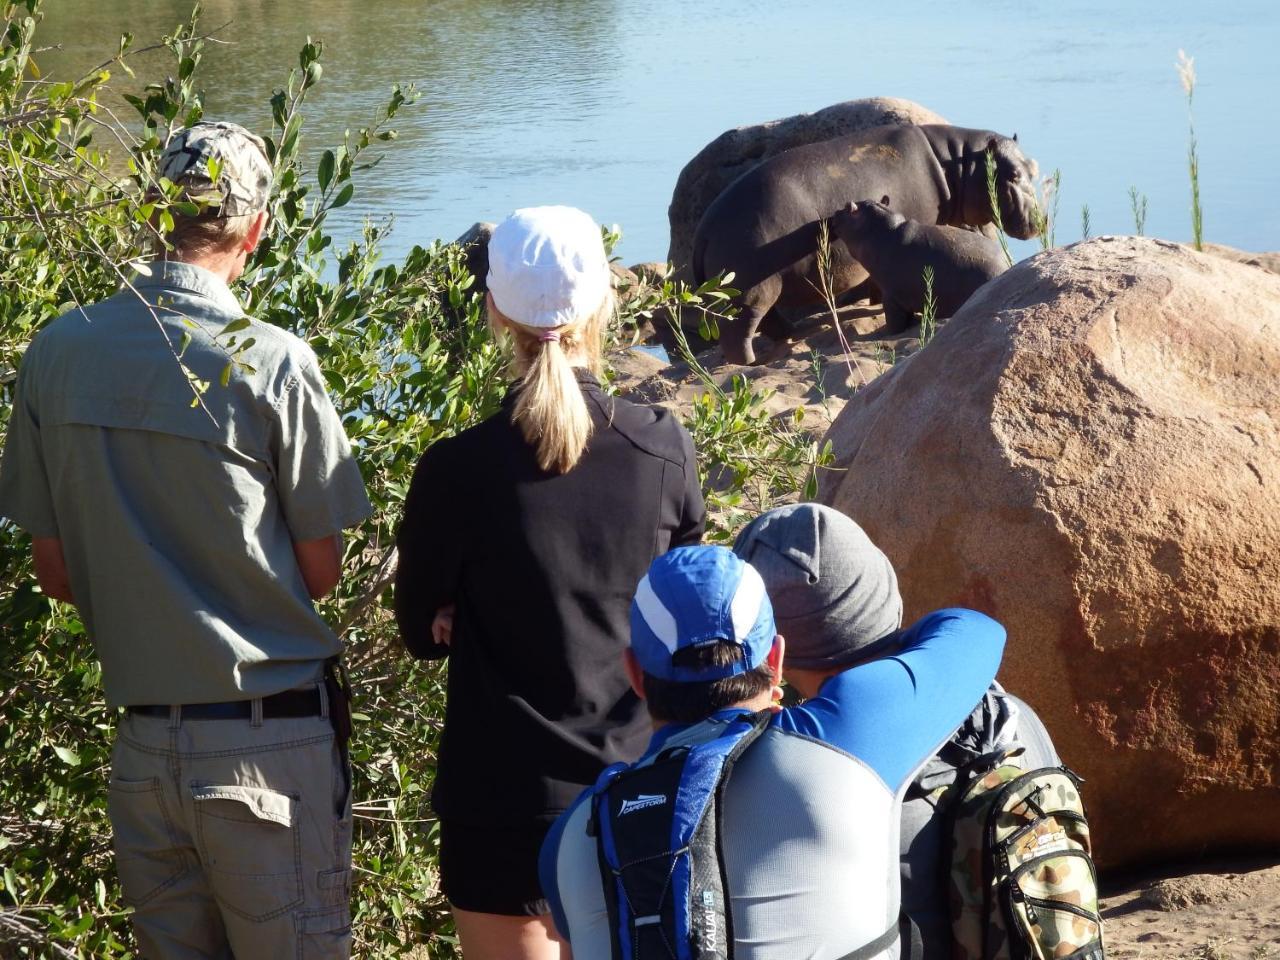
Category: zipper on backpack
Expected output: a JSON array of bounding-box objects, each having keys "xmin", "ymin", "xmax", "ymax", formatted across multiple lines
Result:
[{"xmin": 1023, "ymin": 895, "xmax": 1101, "ymax": 924}]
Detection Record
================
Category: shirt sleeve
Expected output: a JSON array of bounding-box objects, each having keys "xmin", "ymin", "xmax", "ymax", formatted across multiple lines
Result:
[
  {"xmin": 0, "ymin": 347, "xmax": 59, "ymax": 538},
  {"xmin": 774, "ymin": 608, "xmax": 1007, "ymax": 792},
  {"xmin": 394, "ymin": 439, "xmax": 461, "ymax": 660},
  {"xmin": 672, "ymin": 421, "xmax": 706, "ymax": 548},
  {"xmin": 270, "ymin": 346, "xmax": 372, "ymax": 542}
]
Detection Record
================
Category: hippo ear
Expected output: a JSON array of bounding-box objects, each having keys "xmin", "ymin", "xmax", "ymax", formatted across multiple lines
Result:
[
  {"xmin": 880, "ymin": 195, "xmax": 891, "ymax": 207},
  {"xmin": 1013, "ymin": 132, "xmax": 1019, "ymax": 143}
]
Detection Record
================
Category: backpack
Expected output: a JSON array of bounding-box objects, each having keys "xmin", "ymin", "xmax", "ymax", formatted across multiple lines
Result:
[
  {"xmin": 588, "ymin": 709, "xmax": 900, "ymax": 960},
  {"xmin": 946, "ymin": 754, "xmax": 1104, "ymax": 960}
]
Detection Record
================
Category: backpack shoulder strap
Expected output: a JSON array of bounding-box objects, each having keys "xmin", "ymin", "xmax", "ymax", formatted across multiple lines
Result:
[{"xmin": 591, "ymin": 710, "xmax": 772, "ymax": 960}]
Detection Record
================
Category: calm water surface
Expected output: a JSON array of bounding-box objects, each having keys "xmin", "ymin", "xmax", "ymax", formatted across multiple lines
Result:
[{"xmin": 40, "ymin": 0, "xmax": 1280, "ymax": 264}]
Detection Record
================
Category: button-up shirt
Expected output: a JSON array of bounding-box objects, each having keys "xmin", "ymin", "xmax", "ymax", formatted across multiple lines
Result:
[{"xmin": 0, "ymin": 261, "xmax": 372, "ymax": 705}]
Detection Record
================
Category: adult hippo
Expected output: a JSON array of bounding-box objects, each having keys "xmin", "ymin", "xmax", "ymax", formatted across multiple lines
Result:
[{"xmin": 690, "ymin": 124, "xmax": 1041, "ymax": 364}]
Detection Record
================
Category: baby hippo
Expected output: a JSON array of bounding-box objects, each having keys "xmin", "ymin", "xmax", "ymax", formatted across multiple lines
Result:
[{"xmin": 830, "ymin": 198, "xmax": 1008, "ymax": 335}]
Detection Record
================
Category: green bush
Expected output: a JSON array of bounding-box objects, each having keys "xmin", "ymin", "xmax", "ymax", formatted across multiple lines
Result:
[{"xmin": 0, "ymin": 4, "xmax": 828, "ymax": 956}]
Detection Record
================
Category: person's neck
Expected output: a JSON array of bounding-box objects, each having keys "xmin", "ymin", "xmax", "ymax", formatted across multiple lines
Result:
[
  {"xmin": 164, "ymin": 250, "xmax": 244, "ymax": 286},
  {"xmin": 649, "ymin": 692, "xmax": 774, "ymax": 732}
]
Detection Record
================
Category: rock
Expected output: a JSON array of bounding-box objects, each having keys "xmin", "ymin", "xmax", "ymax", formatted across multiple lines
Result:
[
  {"xmin": 818, "ymin": 236, "xmax": 1280, "ymax": 869},
  {"xmin": 667, "ymin": 97, "xmax": 946, "ymax": 273},
  {"xmin": 1201, "ymin": 242, "xmax": 1280, "ymax": 277},
  {"xmin": 610, "ymin": 261, "xmax": 639, "ymax": 291},
  {"xmin": 454, "ymin": 221, "xmax": 495, "ymax": 287},
  {"xmin": 607, "ymin": 347, "xmax": 669, "ymax": 396},
  {"xmin": 1141, "ymin": 873, "xmax": 1253, "ymax": 911},
  {"xmin": 630, "ymin": 261, "xmax": 672, "ymax": 285}
]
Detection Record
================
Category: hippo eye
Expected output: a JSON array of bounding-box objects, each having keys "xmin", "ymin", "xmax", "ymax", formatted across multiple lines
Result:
[{"xmin": 1009, "ymin": 169, "xmax": 1021, "ymax": 182}]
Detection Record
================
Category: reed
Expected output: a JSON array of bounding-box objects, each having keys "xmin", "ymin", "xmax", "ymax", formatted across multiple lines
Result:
[
  {"xmin": 1034, "ymin": 169, "xmax": 1061, "ymax": 251},
  {"xmin": 1128, "ymin": 186, "xmax": 1149, "ymax": 236},
  {"xmin": 812, "ymin": 217, "xmax": 861, "ymax": 385},
  {"xmin": 1177, "ymin": 50, "xmax": 1203, "ymax": 249},
  {"xmin": 919, "ymin": 265, "xmax": 937, "ymax": 346},
  {"xmin": 985, "ymin": 147, "xmax": 1015, "ymax": 266}
]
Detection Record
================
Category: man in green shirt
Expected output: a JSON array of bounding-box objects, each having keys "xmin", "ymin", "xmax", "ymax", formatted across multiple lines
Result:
[{"xmin": 0, "ymin": 122, "xmax": 371, "ymax": 959}]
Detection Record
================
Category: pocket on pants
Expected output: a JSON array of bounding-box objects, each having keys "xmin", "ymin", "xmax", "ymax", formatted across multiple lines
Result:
[
  {"xmin": 297, "ymin": 904, "xmax": 352, "ymax": 960},
  {"xmin": 107, "ymin": 778, "xmax": 186, "ymax": 907},
  {"xmin": 192, "ymin": 782, "xmax": 303, "ymax": 921}
]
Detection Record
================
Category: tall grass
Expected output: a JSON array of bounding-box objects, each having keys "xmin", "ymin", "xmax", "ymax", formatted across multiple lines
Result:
[
  {"xmin": 919, "ymin": 265, "xmax": 937, "ymax": 346},
  {"xmin": 812, "ymin": 217, "xmax": 863, "ymax": 385},
  {"xmin": 984, "ymin": 147, "xmax": 1015, "ymax": 267},
  {"xmin": 1128, "ymin": 186, "xmax": 1149, "ymax": 236},
  {"xmin": 1081, "ymin": 204, "xmax": 1092, "ymax": 240},
  {"xmin": 1034, "ymin": 169, "xmax": 1061, "ymax": 251},
  {"xmin": 1177, "ymin": 49, "xmax": 1203, "ymax": 249}
]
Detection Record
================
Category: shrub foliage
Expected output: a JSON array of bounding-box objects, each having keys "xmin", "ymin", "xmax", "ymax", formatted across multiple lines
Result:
[{"xmin": 0, "ymin": 3, "xmax": 828, "ymax": 956}]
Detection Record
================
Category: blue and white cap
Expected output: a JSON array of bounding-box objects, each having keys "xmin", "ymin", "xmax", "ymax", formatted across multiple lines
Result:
[{"xmin": 630, "ymin": 546, "xmax": 777, "ymax": 682}]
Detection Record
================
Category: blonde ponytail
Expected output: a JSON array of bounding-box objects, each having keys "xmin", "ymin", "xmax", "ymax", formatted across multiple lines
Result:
[{"xmin": 493, "ymin": 291, "xmax": 613, "ymax": 474}]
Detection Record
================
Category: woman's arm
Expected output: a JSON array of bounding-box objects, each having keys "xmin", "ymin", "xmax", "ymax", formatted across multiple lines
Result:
[{"xmin": 394, "ymin": 442, "xmax": 462, "ymax": 659}]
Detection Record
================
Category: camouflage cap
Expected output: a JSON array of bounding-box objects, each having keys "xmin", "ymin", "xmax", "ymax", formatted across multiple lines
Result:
[{"xmin": 159, "ymin": 121, "xmax": 272, "ymax": 217}]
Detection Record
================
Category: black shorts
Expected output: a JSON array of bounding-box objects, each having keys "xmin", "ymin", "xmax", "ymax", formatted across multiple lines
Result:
[{"xmin": 438, "ymin": 817, "xmax": 556, "ymax": 916}]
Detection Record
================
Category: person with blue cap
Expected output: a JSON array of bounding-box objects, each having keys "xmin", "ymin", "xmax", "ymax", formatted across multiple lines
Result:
[{"xmin": 539, "ymin": 543, "xmax": 1007, "ymax": 959}]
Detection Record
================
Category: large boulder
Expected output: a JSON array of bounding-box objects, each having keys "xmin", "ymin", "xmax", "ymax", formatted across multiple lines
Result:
[
  {"xmin": 818, "ymin": 236, "xmax": 1280, "ymax": 869},
  {"xmin": 667, "ymin": 97, "xmax": 946, "ymax": 272}
]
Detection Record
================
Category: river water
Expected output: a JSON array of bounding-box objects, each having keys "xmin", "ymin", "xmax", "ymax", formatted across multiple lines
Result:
[{"xmin": 38, "ymin": 0, "xmax": 1280, "ymax": 264}]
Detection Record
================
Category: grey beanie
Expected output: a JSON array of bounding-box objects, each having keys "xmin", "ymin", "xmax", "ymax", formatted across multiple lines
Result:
[{"xmin": 732, "ymin": 503, "xmax": 903, "ymax": 669}]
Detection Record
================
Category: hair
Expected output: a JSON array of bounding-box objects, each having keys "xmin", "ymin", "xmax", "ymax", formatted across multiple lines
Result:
[
  {"xmin": 492, "ymin": 289, "xmax": 613, "ymax": 474},
  {"xmin": 158, "ymin": 207, "xmax": 257, "ymax": 261},
  {"xmin": 641, "ymin": 641, "xmax": 775, "ymax": 725}
]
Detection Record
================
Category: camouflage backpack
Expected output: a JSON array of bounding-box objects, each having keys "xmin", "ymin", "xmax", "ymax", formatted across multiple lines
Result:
[{"xmin": 947, "ymin": 755, "xmax": 1104, "ymax": 960}]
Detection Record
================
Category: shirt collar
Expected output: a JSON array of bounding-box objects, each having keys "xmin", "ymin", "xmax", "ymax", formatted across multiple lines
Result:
[{"xmin": 129, "ymin": 260, "xmax": 245, "ymax": 316}]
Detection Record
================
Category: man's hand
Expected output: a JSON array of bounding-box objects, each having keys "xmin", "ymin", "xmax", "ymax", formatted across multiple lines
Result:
[
  {"xmin": 32, "ymin": 537, "xmax": 74, "ymax": 604},
  {"xmin": 432, "ymin": 604, "xmax": 456, "ymax": 647}
]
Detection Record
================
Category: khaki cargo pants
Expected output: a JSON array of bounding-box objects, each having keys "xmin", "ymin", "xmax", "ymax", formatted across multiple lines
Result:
[{"xmin": 108, "ymin": 705, "xmax": 352, "ymax": 959}]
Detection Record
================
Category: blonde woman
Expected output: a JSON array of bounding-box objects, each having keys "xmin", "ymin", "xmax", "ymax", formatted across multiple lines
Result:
[{"xmin": 395, "ymin": 206, "xmax": 705, "ymax": 959}]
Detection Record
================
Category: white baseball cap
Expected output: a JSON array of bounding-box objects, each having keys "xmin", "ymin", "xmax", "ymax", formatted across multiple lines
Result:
[{"xmin": 486, "ymin": 205, "xmax": 611, "ymax": 329}]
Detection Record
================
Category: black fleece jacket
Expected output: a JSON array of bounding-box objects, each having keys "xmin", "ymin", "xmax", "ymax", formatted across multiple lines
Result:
[{"xmin": 395, "ymin": 372, "xmax": 705, "ymax": 822}]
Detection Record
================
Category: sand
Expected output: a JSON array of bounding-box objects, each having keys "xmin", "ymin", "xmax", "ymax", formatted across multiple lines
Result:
[{"xmin": 1103, "ymin": 857, "xmax": 1280, "ymax": 960}]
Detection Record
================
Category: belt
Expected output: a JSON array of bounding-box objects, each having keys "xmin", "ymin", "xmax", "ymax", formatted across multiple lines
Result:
[{"xmin": 127, "ymin": 688, "xmax": 323, "ymax": 720}]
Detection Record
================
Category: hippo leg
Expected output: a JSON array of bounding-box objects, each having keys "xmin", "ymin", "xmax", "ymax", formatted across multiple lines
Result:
[
  {"xmin": 721, "ymin": 304, "xmax": 769, "ymax": 365},
  {"xmin": 721, "ymin": 276, "xmax": 784, "ymax": 365},
  {"xmin": 759, "ymin": 312, "xmax": 795, "ymax": 343},
  {"xmin": 842, "ymin": 279, "xmax": 882, "ymax": 306},
  {"xmin": 881, "ymin": 301, "xmax": 917, "ymax": 336}
]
